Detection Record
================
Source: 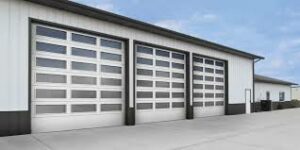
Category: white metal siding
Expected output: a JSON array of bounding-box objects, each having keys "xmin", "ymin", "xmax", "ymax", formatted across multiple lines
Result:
[
  {"xmin": 0, "ymin": 0, "xmax": 254, "ymax": 111},
  {"xmin": 255, "ymin": 82, "xmax": 291, "ymax": 102},
  {"xmin": 292, "ymin": 87, "xmax": 300, "ymax": 100}
]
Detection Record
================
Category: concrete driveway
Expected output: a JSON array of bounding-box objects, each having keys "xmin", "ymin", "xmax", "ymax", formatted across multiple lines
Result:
[{"xmin": 1, "ymin": 108, "xmax": 300, "ymax": 150}]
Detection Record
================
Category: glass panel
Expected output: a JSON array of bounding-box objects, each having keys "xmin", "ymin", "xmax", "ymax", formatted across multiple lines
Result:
[
  {"xmin": 193, "ymin": 66, "xmax": 203, "ymax": 72},
  {"xmin": 156, "ymin": 49, "xmax": 170, "ymax": 57},
  {"xmin": 72, "ymin": 76, "xmax": 97, "ymax": 85},
  {"xmin": 36, "ymin": 89, "xmax": 66, "ymax": 98},
  {"xmin": 136, "ymin": 45, "xmax": 153, "ymax": 55},
  {"xmin": 101, "ymin": 104, "xmax": 122, "ymax": 111},
  {"xmin": 215, "ymin": 77, "xmax": 224, "ymax": 82},
  {"xmin": 72, "ymin": 33, "xmax": 96, "ymax": 45},
  {"xmin": 194, "ymin": 93, "xmax": 203, "ymax": 98},
  {"xmin": 71, "ymin": 104, "xmax": 96, "ymax": 112},
  {"xmin": 156, "ymin": 60, "xmax": 170, "ymax": 67},
  {"xmin": 36, "ymin": 42, "xmax": 66, "ymax": 54},
  {"xmin": 137, "ymin": 92, "xmax": 153, "ymax": 98},
  {"xmin": 205, "ymin": 59, "xmax": 214, "ymax": 65},
  {"xmin": 101, "ymin": 78, "xmax": 122, "ymax": 86},
  {"xmin": 156, "ymin": 92, "xmax": 170, "ymax": 98},
  {"xmin": 156, "ymin": 103, "xmax": 170, "ymax": 109},
  {"xmin": 137, "ymin": 103, "xmax": 153, "ymax": 110},
  {"xmin": 36, "ymin": 58, "xmax": 66, "ymax": 69},
  {"xmin": 193, "ymin": 75, "xmax": 203, "ymax": 80},
  {"xmin": 101, "ymin": 91, "xmax": 122, "ymax": 98},
  {"xmin": 172, "ymin": 63, "xmax": 184, "ymax": 69},
  {"xmin": 205, "ymin": 68, "xmax": 214, "ymax": 73},
  {"xmin": 101, "ymin": 65, "xmax": 122, "ymax": 74},
  {"xmin": 71, "ymin": 90, "xmax": 96, "ymax": 98},
  {"xmin": 137, "ymin": 57, "xmax": 153, "ymax": 65},
  {"xmin": 172, "ymin": 73, "xmax": 184, "ymax": 79},
  {"xmin": 137, "ymin": 69, "xmax": 153, "ymax": 76},
  {"xmin": 216, "ymin": 101, "xmax": 224, "ymax": 106},
  {"xmin": 36, "ymin": 26, "xmax": 66, "ymax": 39},
  {"xmin": 193, "ymin": 102, "xmax": 203, "ymax": 107},
  {"xmin": 172, "ymin": 102, "xmax": 184, "ymax": 108},
  {"xmin": 100, "ymin": 39, "xmax": 122, "ymax": 49},
  {"xmin": 172, "ymin": 53, "xmax": 184, "ymax": 60},
  {"xmin": 205, "ymin": 84, "xmax": 214, "ymax": 90},
  {"xmin": 205, "ymin": 101, "xmax": 214, "ymax": 106},
  {"xmin": 172, "ymin": 92, "xmax": 184, "ymax": 98},
  {"xmin": 194, "ymin": 57, "xmax": 203, "ymax": 63},
  {"xmin": 216, "ymin": 61, "xmax": 224, "ymax": 67},
  {"xmin": 137, "ymin": 80, "xmax": 153, "ymax": 87},
  {"xmin": 216, "ymin": 93, "xmax": 224, "ymax": 98},
  {"xmin": 36, "ymin": 74, "xmax": 66, "ymax": 83},
  {"xmin": 72, "ymin": 47, "xmax": 96, "ymax": 58},
  {"xmin": 194, "ymin": 84, "xmax": 203, "ymax": 89},
  {"xmin": 101, "ymin": 52, "xmax": 122, "ymax": 61},
  {"xmin": 205, "ymin": 93, "xmax": 214, "ymax": 98},
  {"xmin": 205, "ymin": 76, "xmax": 214, "ymax": 81},
  {"xmin": 156, "ymin": 81, "xmax": 170, "ymax": 88},
  {"xmin": 36, "ymin": 105, "xmax": 66, "ymax": 114},
  {"xmin": 172, "ymin": 82, "xmax": 184, "ymax": 88},
  {"xmin": 72, "ymin": 62, "xmax": 97, "ymax": 72},
  {"xmin": 156, "ymin": 71, "xmax": 170, "ymax": 78},
  {"xmin": 215, "ymin": 85, "xmax": 224, "ymax": 90},
  {"xmin": 215, "ymin": 69, "xmax": 224, "ymax": 75}
]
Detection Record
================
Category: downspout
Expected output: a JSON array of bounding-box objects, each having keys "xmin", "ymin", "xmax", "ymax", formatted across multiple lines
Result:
[{"xmin": 253, "ymin": 58, "xmax": 263, "ymax": 112}]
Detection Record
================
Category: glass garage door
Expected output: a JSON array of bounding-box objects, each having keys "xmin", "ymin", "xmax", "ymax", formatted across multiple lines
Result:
[
  {"xmin": 31, "ymin": 24, "xmax": 125, "ymax": 133},
  {"xmin": 193, "ymin": 55, "xmax": 225, "ymax": 117},
  {"xmin": 135, "ymin": 44, "xmax": 186, "ymax": 123}
]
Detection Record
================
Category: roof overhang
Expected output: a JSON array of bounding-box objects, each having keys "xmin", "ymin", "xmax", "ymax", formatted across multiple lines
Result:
[
  {"xmin": 24, "ymin": 0, "xmax": 264, "ymax": 60},
  {"xmin": 255, "ymin": 74, "xmax": 298, "ymax": 86}
]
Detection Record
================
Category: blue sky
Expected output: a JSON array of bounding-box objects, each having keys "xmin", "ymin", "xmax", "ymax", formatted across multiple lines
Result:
[{"xmin": 73, "ymin": 0, "xmax": 300, "ymax": 84}]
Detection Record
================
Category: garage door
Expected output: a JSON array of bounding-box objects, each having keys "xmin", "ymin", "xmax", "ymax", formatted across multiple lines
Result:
[
  {"xmin": 31, "ymin": 24, "xmax": 125, "ymax": 133},
  {"xmin": 135, "ymin": 44, "xmax": 186, "ymax": 123},
  {"xmin": 193, "ymin": 55, "xmax": 225, "ymax": 117}
]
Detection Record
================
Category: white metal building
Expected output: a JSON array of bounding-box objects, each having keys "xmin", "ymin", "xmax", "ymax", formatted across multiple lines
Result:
[
  {"xmin": 0, "ymin": 0, "xmax": 264, "ymax": 136},
  {"xmin": 292, "ymin": 86, "xmax": 300, "ymax": 101},
  {"xmin": 254, "ymin": 75, "xmax": 297, "ymax": 111}
]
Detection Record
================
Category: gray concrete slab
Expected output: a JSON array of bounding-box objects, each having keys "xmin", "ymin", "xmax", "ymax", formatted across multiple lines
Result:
[{"xmin": 1, "ymin": 108, "xmax": 300, "ymax": 150}]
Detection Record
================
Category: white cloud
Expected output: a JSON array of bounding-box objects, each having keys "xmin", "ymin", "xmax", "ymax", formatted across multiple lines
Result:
[{"xmin": 191, "ymin": 13, "xmax": 218, "ymax": 23}]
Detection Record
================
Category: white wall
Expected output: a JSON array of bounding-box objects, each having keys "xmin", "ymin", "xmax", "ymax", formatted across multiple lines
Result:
[
  {"xmin": 0, "ymin": 0, "xmax": 254, "ymax": 111},
  {"xmin": 255, "ymin": 82, "xmax": 291, "ymax": 102},
  {"xmin": 292, "ymin": 87, "xmax": 300, "ymax": 100}
]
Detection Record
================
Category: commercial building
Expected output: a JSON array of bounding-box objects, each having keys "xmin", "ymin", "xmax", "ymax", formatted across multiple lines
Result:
[
  {"xmin": 292, "ymin": 86, "xmax": 300, "ymax": 101},
  {"xmin": 254, "ymin": 75, "xmax": 297, "ymax": 111},
  {"xmin": 0, "ymin": 0, "xmax": 264, "ymax": 136}
]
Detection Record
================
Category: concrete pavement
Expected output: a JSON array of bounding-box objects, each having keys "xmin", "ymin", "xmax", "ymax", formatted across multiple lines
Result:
[{"xmin": 1, "ymin": 108, "xmax": 300, "ymax": 150}]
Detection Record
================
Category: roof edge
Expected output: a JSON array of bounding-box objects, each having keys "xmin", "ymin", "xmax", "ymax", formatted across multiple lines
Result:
[
  {"xmin": 24, "ymin": 0, "xmax": 264, "ymax": 60},
  {"xmin": 255, "ymin": 74, "xmax": 298, "ymax": 86}
]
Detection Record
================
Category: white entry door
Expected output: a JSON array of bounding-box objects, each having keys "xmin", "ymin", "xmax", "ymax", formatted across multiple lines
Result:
[
  {"xmin": 31, "ymin": 24, "xmax": 125, "ymax": 133},
  {"xmin": 193, "ymin": 55, "xmax": 226, "ymax": 117},
  {"xmin": 245, "ymin": 89, "xmax": 251, "ymax": 114},
  {"xmin": 135, "ymin": 44, "xmax": 186, "ymax": 123}
]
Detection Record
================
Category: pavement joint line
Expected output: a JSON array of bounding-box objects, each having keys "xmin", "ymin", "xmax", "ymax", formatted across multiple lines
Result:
[{"xmin": 30, "ymin": 135, "xmax": 53, "ymax": 150}]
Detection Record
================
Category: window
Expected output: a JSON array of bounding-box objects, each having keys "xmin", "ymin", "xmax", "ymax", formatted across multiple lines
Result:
[
  {"xmin": 72, "ymin": 33, "xmax": 96, "ymax": 45},
  {"xmin": 156, "ymin": 81, "xmax": 170, "ymax": 88},
  {"xmin": 137, "ymin": 80, "xmax": 153, "ymax": 87},
  {"xmin": 36, "ymin": 89, "xmax": 66, "ymax": 98},
  {"xmin": 205, "ymin": 76, "xmax": 214, "ymax": 81},
  {"xmin": 36, "ymin": 42, "xmax": 66, "ymax": 54},
  {"xmin": 101, "ymin": 91, "xmax": 122, "ymax": 98},
  {"xmin": 72, "ymin": 62, "xmax": 97, "ymax": 72},
  {"xmin": 101, "ymin": 65, "xmax": 122, "ymax": 74},
  {"xmin": 205, "ymin": 84, "xmax": 214, "ymax": 90},
  {"xmin": 172, "ymin": 92, "xmax": 184, "ymax": 98},
  {"xmin": 172, "ymin": 102, "xmax": 184, "ymax": 108},
  {"xmin": 36, "ymin": 105, "xmax": 66, "ymax": 114},
  {"xmin": 205, "ymin": 59, "xmax": 214, "ymax": 65},
  {"xmin": 215, "ymin": 69, "xmax": 224, "ymax": 75},
  {"xmin": 172, "ymin": 63, "xmax": 184, "ymax": 69},
  {"xmin": 36, "ymin": 26, "xmax": 66, "ymax": 40},
  {"xmin": 72, "ymin": 47, "xmax": 96, "ymax": 58},
  {"xmin": 156, "ymin": 92, "xmax": 170, "ymax": 98},
  {"xmin": 36, "ymin": 58, "xmax": 66, "ymax": 69},
  {"xmin": 101, "ymin": 52, "xmax": 122, "ymax": 61},
  {"xmin": 156, "ymin": 103, "xmax": 170, "ymax": 109},
  {"xmin": 215, "ymin": 61, "xmax": 224, "ymax": 67},
  {"xmin": 72, "ymin": 104, "xmax": 96, "ymax": 113},
  {"xmin": 101, "ymin": 104, "xmax": 122, "ymax": 111},
  {"xmin": 172, "ymin": 53, "xmax": 184, "ymax": 60},
  {"xmin": 137, "ymin": 57, "xmax": 153, "ymax": 65},
  {"xmin": 279, "ymin": 92, "xmax": 285, "ymax": 101},
  {"xmin": 215, "ymin": 77, "xmax": 224, "ymax": 82},
  {"xmin": 205, "ymin": 68, "xmax": 214, "ymax": 73},
  {"xmin": 137, "ymin": 92, "xmax": 153, "ymax": 98},
  {"xmin": 194, "ymin": 57, "xmax": 203, "ymax": 63},
  {"xmin": 137, "ymin": 103, "xmax": 153, "ymax": 110},
  {"xmin": 194, "ymin": 93, "xmax": 203, "ymax": 98},
  {"xmin": 266, "ymin": 91, "xmax": 270, "ymax": 100},
  {"xmin": 137, "ymin": 46, "xmax": 153, "ymax": 55},
  {"xmin": 72, "ymin": 90, "xmax": 97, "ymax": 98},
  {"xmin": 36, "ymin": 74, "xmax": 66, "ymax": 83},
  {"xmin": 172, "ymin": 73, "xmax": 184, "ymax": 79},
  {"xmin": 193, "ymin": 66, "xmax": 203, "ymax": 72},
  {"xmin": 193, "ymin": 75, "xmax": 203, "ymax": 81},
  {"xmin": 194, "ymin": 84, "xmax": 203, "ymax": 89},
  {"xmin": 156, "ymin": 71, "xmax": 170, "ymax": 78},
  {"xmin": 172, "ymin": 82, "xmax": 184, "ymax": 88},
  {"xmin": 156, "ymin": 60, "xmax": 170, "ymax": 67},
  {"xmin": 72, "ymin": 76, "xmax": 97, "ymax": 85},
  {"xmin": 100, "ymin": 39, "xmax": 122, "ymax": 49},
  {"xmin": 101, "ymin": 78, "xmax": 122, "ymax": 86},
  {"xmin": 137, "ymin": 69, "xmax": 153, "ymax": 76},
  {"xmin": 156, "ymin": 49, "xmax": 170, "ymax": 57}
]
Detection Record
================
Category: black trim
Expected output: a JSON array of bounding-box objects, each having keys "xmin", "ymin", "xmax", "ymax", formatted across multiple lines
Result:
[
  {"xmin": 224, "ymin": 61, "xmax": 229, "ymax": 115},
  {"xmin": 226, "ymin": 104, "xmax": 246, "ymax": 115},
  {"xmin": 252, "ymin": 61, "xmax": 256, "ymax": 112},
  {"xmin": 0, "ymin": 111, "xmax": 31, "ymax": 137},
  {"xmin": 186, "ymin": 53, "xmax": 193, "ymax": 119},
  {"xmin": 24, "ymin": 0, "xmax": 264, "ymax": 60}
]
